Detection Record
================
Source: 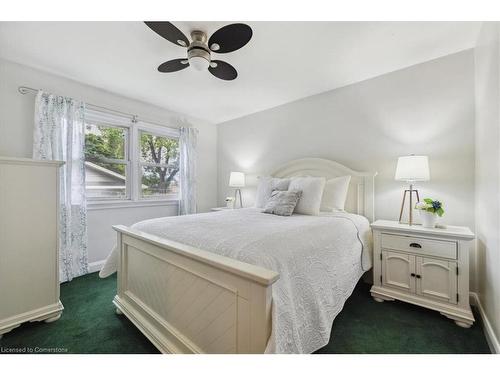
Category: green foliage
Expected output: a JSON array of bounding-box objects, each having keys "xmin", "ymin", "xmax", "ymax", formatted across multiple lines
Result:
[
  {"xmin": 417, "ymin": 198, "xmax": 445, "ymax": 217},
  {"xmin": 140, "ymin": 133, "xmax": 178, "ymax": 165},
  {"xmin": 140, "ymin": 132, "xmax": 179, "ymax": 194},
  {"xmin": 85, "ymin": 126, "xmax": 126, "ymax": 175}
]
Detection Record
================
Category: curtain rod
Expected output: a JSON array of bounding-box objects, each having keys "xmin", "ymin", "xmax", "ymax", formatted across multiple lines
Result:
[{"xmin": 18, "ymin": 85, "xmax": 182, "ymax": 130}]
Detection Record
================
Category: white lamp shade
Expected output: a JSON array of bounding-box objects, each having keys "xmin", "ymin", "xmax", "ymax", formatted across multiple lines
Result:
[
  {"xmin": 395, "ymin": 155, "xmax": 430, "ymax": 182},
  {"xmin": 229, "ymin": 172, "xmax": 245, "ymax": 187}
]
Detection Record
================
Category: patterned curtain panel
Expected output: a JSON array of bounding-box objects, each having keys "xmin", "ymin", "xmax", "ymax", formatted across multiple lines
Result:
[
  {"xmin": 33, "ymin": 90, "xmax": 89, "ymax": 282},
  {"xmin": 179, "ymin": 127, "xmax": 199, "ymax": 215}
]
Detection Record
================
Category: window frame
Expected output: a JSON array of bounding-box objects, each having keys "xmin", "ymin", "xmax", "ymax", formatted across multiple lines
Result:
[
  {"xmin": 136, "ymin": 125, "xmax": 180, "ymax": 202},
  {"xmin": 84, "ymin": 121, "xmax": 130, "ymax": 201},
  {"xmin": 84, "ymin": 110, "xmax": 181, "ymax": 209}
]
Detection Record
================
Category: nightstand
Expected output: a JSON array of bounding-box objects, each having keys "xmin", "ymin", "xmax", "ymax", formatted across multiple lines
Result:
[
  {"xmin": 210, "ymin": 207, "xmax": 233, "ymax": 212},
  {"xmin": 370, "ymin": 220, "xmax": 475, "ymax": 328}
]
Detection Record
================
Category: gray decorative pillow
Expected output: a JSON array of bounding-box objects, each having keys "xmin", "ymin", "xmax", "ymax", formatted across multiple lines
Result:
[
  {"xmin": 262, "ymin": 190, "xmax": 302, "ymax": 216},
  {"xmin": 254, "ymin": 176, "xmax": 291, "ymax": 208}
]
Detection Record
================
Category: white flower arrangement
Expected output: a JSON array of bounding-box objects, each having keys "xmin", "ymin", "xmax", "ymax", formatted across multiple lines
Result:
[
  {"xmin": 414, "ymin": 198, "xmax": 444, "ymax": 217},
  {"xmin": 225, "ymin": 196, "xmax": 235, "ymax": 209}
]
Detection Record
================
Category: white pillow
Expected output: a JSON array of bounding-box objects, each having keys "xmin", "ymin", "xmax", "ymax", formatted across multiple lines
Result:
[
  {"xmin": 288, "ymin": 176, "xmax": 326, "ymax": 215},
  {"xmin": 254, "ymin": 176, "xmax": 291, "ymax": 208},
  {"xmin": 320, "ymin": 175, "xmax": 351, "ymax": 212}
]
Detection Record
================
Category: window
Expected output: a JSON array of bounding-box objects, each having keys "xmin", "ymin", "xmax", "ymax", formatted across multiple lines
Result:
[
  {"xmin": 83, "ymin": 109, "xmax": 180, "ymax": 204},
  {"xmin": 139, "ymin": 131, "xmax": 180, "ymax": 199},
  {"xmin": 84, "ymin": 121, "xmax": 129, "ymax": 200}
]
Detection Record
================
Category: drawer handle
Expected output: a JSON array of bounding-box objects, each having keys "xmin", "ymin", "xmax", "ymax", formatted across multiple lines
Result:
[
  {"xmin": 416, "ymin": 274, "xmax": 421, "ymax": 279},
  {"xmin": 409, "ymin": 242, "xmax": 422, "ymax": 248},
  {"xmin": 410, "ymin": 273, "xmax": 416, "ymax": 277}
]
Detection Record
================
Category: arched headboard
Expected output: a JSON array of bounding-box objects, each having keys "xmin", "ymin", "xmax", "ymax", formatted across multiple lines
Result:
[{"xmin": 271, "ymin": 158, "xmax": 377, "ymax": 222}]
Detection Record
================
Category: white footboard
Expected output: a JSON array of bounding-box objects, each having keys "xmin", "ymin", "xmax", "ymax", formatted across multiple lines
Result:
[{"xmin": 112, "ymin": 225, "xmax": 279, "ymax": 353}]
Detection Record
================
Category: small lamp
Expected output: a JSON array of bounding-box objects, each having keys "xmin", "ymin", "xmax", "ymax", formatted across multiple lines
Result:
[
  {"xmin": 395, "ymin": 155, "xmax": 430, "ymax": 225},
  {"xmin": 229, "ymin": 172, "xmax": 245, "ymax": 208}
]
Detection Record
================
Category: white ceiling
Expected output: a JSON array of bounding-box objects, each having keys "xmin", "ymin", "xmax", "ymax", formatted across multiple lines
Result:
[{"xmin": 0, "ymin": 22, "xmax": 480, "ymax": 124}]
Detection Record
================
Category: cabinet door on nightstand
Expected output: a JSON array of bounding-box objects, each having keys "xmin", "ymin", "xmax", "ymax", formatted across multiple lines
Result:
[
  {"xmin": 416, "ymin": 257, "xmax": 457, "ymax": 304},
  {"xmin": 382, "ymin": 251, "xmax": 415, "ymax": 293}
]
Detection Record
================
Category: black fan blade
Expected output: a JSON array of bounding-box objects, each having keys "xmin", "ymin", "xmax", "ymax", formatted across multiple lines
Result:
[
  {"xmin": 144, "ymin": 22, "xmax": 190, "ymax": 47},
  {"xmin": 208, "ymin": 23, "xmax": 252, "ymax": 53},
  {"xmin": 208, "ymin": 60, "xmax": 238, "ymax": 80},
  {"xmin": 158, "ymin": 59, "xmax": 189, "ymax": 73}
]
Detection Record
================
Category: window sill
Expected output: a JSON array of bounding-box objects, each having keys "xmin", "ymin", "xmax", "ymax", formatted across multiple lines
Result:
[{"xmin": 87, "ymin": 199, "xmax": 179, "ymax": 211}]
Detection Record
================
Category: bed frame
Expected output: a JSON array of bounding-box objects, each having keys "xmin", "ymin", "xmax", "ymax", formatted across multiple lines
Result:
[{"xmin": 112, "ymin": 158, "xmax": 376, "ymax": 353}]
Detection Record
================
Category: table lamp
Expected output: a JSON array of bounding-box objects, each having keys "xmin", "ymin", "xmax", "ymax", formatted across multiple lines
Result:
[
  {"xmin": 229, "ymin": 171, "xmax": 245, "ymax": 208},
  {"xmin": 395, "ymin": 155, "xmax": 430, "ymax": 225}
]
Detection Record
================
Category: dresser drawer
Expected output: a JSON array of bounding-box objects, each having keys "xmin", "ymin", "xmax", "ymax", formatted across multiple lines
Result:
[{"xmin": 380, "ymin": 233, "xmax": 457, "ymax": 259}]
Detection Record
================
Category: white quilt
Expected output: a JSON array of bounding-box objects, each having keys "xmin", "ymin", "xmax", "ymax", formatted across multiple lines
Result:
[{"xmin": 100, "ymin": 208, "xmax": 372, "ymax": 354}]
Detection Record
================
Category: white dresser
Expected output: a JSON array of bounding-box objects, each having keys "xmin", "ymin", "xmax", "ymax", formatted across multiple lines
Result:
[
  {"xmin": 0, "ymin": 157, "xmax": 64, "ymax": 338},
  {"xmin": 370, "ymin": 220, "xmax": 475, "ymax": 328}
]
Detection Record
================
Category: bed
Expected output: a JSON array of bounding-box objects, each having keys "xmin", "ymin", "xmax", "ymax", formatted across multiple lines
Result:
[{"xmin": 104, "ymin": 158, "xmax": 377, "ymax": 353}]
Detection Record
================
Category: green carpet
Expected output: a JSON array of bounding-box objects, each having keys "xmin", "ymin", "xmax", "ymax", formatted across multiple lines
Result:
[
  {"xmin": 0, "ymin": 272, "xmax": 490, "ymax": 354},
  {"xmin": 315, "ymin": 282, "xmax": 490, "ymax": 354}
]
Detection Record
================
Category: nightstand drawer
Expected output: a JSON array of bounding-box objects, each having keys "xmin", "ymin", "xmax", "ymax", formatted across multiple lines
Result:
[{"xmin": 380, "ymin": 233, "xmax": 457, "ymax": 259}]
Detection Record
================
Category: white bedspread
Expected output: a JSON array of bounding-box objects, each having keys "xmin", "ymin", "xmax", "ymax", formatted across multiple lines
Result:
[{"xmin": 100, "ymin": 208, "xmax": 372, "ymax": 354}]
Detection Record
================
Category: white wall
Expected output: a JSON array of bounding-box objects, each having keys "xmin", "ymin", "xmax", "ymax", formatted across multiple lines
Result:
[
  {"xmin": 474, "ymin": 22, "xmax": 500, "ymax": 352},
  {"xmin": 217, "ymin": 50, "xmax": 476, "ymax": 288},
  {"xmin": 0, "ymin": 58, "xmax": 218, "ymax": 268}
]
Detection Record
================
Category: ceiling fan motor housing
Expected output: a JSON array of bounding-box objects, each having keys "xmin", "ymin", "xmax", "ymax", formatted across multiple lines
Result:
[{"xmin": 187, "ymin": 30, "xmax": 211, "ymax": 70}]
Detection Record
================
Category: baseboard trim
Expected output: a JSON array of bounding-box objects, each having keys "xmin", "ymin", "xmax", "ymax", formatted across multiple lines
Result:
[
  {"xmin": 88, "ymin": 260, "xmax": 105, "ymax": 274},
  {"xmin": 470, "ymin": 292, "xmax": 500, "ymax": 354}
]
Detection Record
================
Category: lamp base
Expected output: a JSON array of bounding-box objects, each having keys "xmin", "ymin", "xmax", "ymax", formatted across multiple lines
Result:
[
  {"xmin": 234, "ymin": 188, "xmax": 243, "ymax": 208},
  {"xmin": 398, "ymin": 185, "xmax": 420, "ymax": 225}
]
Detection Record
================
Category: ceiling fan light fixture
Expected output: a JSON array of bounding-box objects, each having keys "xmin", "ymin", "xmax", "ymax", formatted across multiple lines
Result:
[
  {"xmin": 187, "ymin": 37, "xmax": 211, "ymax": 71},
  {"xmin": 189, "ymin": 56, "xmax": 210, "ymax": 71}
]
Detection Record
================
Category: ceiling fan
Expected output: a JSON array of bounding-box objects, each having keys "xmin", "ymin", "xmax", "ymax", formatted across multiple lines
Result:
[{"xmin": 144, "ymin": 22, "xmax": 253, "ymax": 81}]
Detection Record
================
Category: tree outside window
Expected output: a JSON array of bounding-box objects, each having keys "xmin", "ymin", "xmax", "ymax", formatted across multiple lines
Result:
[
  {"xmin": 140, "ymin": 131, "xmax": 179, "ymax": 198},
  {"xmin": 84, "ymin": 123, "xmax": 128, "ymax": 199}
]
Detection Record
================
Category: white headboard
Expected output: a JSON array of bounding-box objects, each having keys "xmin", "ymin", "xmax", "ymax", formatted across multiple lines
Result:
[{"xmin": 271, "ymin": 158, "xmax": 377, "ymax": 222}]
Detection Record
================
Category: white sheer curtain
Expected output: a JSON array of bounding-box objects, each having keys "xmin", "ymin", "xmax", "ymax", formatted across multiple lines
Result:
[
  {"xmin": 33, "ymin": 90, "xmax": 89, "ymax": 282},
  {"xmin": 179, "ymin": 127, "xmax": 198, "ymax": 215}
]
